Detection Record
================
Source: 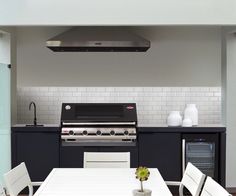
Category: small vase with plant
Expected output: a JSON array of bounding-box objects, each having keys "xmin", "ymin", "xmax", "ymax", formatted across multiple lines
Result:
[{"xmin": 133, "ymin": 166, "xmax": 152, "ymax": 196}]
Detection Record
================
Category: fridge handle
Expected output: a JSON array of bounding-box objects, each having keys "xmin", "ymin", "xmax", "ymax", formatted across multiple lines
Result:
[{"xmin": 182, "ymin": 139, "xmax": 186, "ymax": 174}]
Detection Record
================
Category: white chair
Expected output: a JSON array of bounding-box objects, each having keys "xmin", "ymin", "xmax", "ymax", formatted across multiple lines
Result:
[
  {"xmin": 166, "ymin": 162, "xmax": 206, "ymax": 196},
  {"xmin": 4, "ymin": 162, "xmax": 42, "ymax": 196},
  {"xmin": 0, "ymin": 184, "xmax": 6, "ymax": 196},
  {"xmin": 84, "ymin": 152, "xmax": 130, "ymax": 168},
  {"xmin": 200, "ymin": 176, "xmax": 232, "ymax": 196}
]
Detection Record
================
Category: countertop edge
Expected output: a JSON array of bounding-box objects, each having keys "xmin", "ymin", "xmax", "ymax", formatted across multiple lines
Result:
[
  {"xmin": 138, "ymin": 126, "xmax": 226, "ymax": 133},
  {"xmin": 11, "ymin": 124, "xmax": 226, "ymax": 133}
]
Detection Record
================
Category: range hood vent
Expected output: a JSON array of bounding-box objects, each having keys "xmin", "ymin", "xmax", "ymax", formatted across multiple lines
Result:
[{"xmin": 46, "ymin": 28, "xmax": 150, "ymax": 52}]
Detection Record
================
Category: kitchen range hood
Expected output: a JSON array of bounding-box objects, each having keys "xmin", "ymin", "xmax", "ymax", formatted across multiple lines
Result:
[{"xmin": 46, "ymin": 27, "xmax": 150, "ymax": 52}]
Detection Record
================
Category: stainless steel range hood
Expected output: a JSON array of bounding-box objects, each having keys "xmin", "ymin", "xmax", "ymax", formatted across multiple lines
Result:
[{"xmin": 46, "ymin": 27, "xmax": 150, "ymax": 52}]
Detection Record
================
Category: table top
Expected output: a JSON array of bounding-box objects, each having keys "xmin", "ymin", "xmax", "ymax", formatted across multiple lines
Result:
[{"xmin": 34, "ymin": 168, "xmax": 172, "ymax": 196}]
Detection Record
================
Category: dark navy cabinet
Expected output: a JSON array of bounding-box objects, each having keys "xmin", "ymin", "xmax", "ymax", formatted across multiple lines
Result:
[
  {"xmin": 138, "ymin": 127, "xmax": 226, "ymax": 187},
  {"xmin": 11, "ymin": 126, "xmax": 60, "ymax": 181},
  {"xmin": 139, "ymin": 132, "xmax": 182, "ymax": 181},
  {"xmin": 60, "ymin": 146, "xmax": 98, "ymax": 168},
  {"xmin": 11, "ymin": 125, "xmax": 226, "ymax": 189}
]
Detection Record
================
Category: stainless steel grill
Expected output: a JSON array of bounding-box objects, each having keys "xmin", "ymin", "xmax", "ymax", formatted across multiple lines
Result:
[{"xmin": 60, "ymin": 103, "xmax": 137, "ymax": 145}]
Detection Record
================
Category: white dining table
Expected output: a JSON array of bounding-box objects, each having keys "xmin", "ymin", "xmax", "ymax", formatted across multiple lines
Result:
[{"xmin": 34, "ymin": 168, "xmax": 173, "ymax": 196}]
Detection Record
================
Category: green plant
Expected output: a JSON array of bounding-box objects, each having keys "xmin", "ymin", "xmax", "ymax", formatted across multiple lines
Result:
[{"xmin": 135, "ymin": 166, "xmax": 150, "ymax": 192}]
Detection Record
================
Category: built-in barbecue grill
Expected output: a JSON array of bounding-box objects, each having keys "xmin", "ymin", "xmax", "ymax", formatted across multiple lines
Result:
[{"xmin": 60, "ymin": 103, "xmax": 137, "ymax": 144}]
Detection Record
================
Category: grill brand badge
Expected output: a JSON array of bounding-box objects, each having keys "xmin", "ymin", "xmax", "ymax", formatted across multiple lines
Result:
[{"xmin": 126, "ymin": 105, "xmax": 134, "ymax": 110}]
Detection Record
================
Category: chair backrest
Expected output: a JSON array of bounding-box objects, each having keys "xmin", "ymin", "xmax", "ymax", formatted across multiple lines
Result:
[
  {"xmin": 84, "ymin": 152, "xmax": 130, "ymax": 168},
  {"xmin": 4, "ymin": 162, "xmax": 33, "ymax": 196},
  {"xmin": 179, "ymin": 162, "xmax": 206, "ymax": 196},
  {"xmin": 200, "ymin": 177, "xmax": 232, "ymax": 196},
  {"xmin": 0, "ymin": 184, "xmax": 6, "ymax": 196}
]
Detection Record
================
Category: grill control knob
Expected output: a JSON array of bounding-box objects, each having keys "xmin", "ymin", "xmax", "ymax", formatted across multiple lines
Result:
[
  {"xmin": 96, "ymin": 130, "xmax": 102, "ymax": 136},
  {"xmin": 110, "ymin": 130, "xmax": 115, "ymax": 136},
  {"xmin": 69, "ymin": 130, "xmax": 74, "ymax": 135},
  {"xmin": 82, "ymin": 130, "xmax": 88, "ymax": 135},
  {"xmin": 124, "ymin": 130, "xmax": 129, "ymax": 135}
]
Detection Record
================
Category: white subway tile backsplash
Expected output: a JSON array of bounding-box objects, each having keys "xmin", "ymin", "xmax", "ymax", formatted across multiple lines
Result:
[{"xmin": 17, "ymin": 87, "xmax": 222, "ymax": 125}]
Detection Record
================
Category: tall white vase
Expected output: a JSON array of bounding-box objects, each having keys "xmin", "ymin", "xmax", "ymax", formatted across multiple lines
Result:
[{"xmin": 184, "ymin": 104, "xmax": 198, "ymax": 126}]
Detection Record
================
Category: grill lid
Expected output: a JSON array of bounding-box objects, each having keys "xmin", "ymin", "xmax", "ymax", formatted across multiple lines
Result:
[{"xmin": 60, "ymin": 103, "xmax": 137, "ymax": 125}]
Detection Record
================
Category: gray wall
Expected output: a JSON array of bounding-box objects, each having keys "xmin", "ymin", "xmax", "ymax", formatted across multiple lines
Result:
[
  {"xmin": 16, "ymin": 27, "xmax": 221, "ymax": 87},
  {"xmin": 222, "ymin": 28, "xmax": 236, "ymax": 187}
]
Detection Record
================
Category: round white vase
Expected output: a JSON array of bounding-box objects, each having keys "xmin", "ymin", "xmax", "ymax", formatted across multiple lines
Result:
[
  {"xmin": 182, "ymin": 118, "xmax": 193, "ymax": 127},
  {"xmin": 167, "ymin": 111, "xmax": 182, "ymax": 127},
  {"xmin": 184, "ymin": 104, "xmax": 198, "ymax": 126}
]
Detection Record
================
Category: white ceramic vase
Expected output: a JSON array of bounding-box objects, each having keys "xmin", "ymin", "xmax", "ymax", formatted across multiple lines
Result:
[
  {"xmin": 167, "ymin": 111, "xmax": 182, "ymax": 127},
  {"xmin": 133, "ymin": 189, "xmax": 152, "ymax": 196},
  {"xmin": 184, "ymin": 104, "xmax": 198, "ymax": 126},
  {"xmin": 182, "ymin": 118, "xmax": 193, "ymax": 127}
]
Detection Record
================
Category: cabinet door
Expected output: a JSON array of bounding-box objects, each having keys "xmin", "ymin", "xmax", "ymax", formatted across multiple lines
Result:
[
  {"xmin": 13, "ymin": 132, "xmax": 59, "ymax": 181},
  {"xmin": 60, "ymin": 145, "xmax": 98, "ymax": 168},
  {"xmin": 139, "ymin": 133, "xmax": 181, "ymax": 181}
]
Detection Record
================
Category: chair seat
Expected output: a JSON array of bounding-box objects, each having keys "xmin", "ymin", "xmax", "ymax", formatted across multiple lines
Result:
[{"xmin": 84, "ymin": 152, "xmax": 130, "ymax": 168}]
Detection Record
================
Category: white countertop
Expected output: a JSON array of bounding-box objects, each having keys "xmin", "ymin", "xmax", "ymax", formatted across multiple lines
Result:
[{"xmin": 34, "ymin": 168, "xmax": 173, "ymax": 196}]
